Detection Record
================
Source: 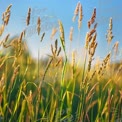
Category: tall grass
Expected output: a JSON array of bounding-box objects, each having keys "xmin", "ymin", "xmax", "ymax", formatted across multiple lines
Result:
[{"xmin": 0, "ymin": 3, "xmax": 122, "ymax": 122}]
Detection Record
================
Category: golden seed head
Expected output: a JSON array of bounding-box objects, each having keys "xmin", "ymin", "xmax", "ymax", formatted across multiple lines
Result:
[
  {"xmin": 89, "ymin": 71, "xmax": 96, "ymax": 81},
  {"xmin": 58, "ymin": 20, "xmax": 65, "ymax": 46},
  {"xmin": 2, "ymin": 4, "xmax": 12, "ymax": 26},
  {"xmin": 78, "ymin": 3, "xmax": 83, "ymax": 29},
  {"xmin": 6, "ymin": 4, "xmax": 12, "ymax": 12},
  {"xmin": 88, "ymin": 21, "xmax": 91, "ymax": 29},
  {"xmin": 51, "ymin": 27, "xmax": 57, "ymax": 39},
  {"xmin": 69, "ymin": 27, "xmax": 73, "ymax": 41},
  {"xmin": 78, "ymin": 4, "xmax": 83, "ymax": 26},
  {"xmin": 91, "ymin": 33, "xmax": 97, "ymax": 44},
  {"xmin": 109, "ymin": 17, "xmax": 112, "ymax": 30},
  {"xmin": 72, "ymin": 1, "xmax": 80, "ymax": 22},
  {"xmin": 74, "ymin": 1, "xmax": 80, "ymax": 16},
  {"xmin": 18, "ymin": 32, "xmax": 23, "ymax": 43},
  {"xmin": 106, "ymin": 18, "xmax": 113, "ymax": 44},
  {"xmin": 0, "ymin": 24, "xmax": 4, "ymax": 36},
  {"xmin": 89, "ymin": 28, "xmax": 96, "ymax": 36},
  {"xmin": 37, "ymin": 17, "xmax": 41, "ymax": 25},
  {"xmin": 89, "ymin": 42, "xmax": 97, "ymax": 56},
  {"xmin": 88, "ymin": 8, "xmax": 96, "ymax": 27},
  {"xmin": 92, "ymin": 8, "xmax": 96, "ymax": 20},
  {"xmin": 103, "ymin": 53, "xmax": 111, "ymax": 64},
  {"xmin": 88, "ymin": 55, "xmax": 93, "ymax": 72},
  {"xmin": 78, "ymin": 4, "xmax": 83, "ymax": 21},
  {"xmin": 37, "ymin": 17, "xmax": 41, "ymax": 35},
  {"xmin": 59, "ymin": 21, "xmax": 64, "ymax": 39}
]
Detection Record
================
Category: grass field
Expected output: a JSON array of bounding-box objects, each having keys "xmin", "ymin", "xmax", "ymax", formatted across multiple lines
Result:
[{"xmin": 0, "ymin": 3, "xmax": 122, "ymax": 122}]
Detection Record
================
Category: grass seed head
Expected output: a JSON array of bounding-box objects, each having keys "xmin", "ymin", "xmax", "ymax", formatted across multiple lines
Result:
[
  {"xmin": 89, "ymin": 42, "xmax": 97, "ymax": 56},
  {"xmin": 85, "ymin": 32, "xmax": 90, "ymax": 49},
  {"xmin": 69, "ymin": 27, "xmax": 73, "ymax": 41},
  {"xmin": 58, "ymin": 20, "xmax": 65, "ymax": 48},
  {"xmin": 6, "ymin": 4, "xmax": 12, "ymax": 12},
  {"xmin": 26, "ymin": 8, "xmax": 31, "ymax": 26},
  {"xmin": 2, "ymin": 4, "xmax": 12, "ymax": 26},
  {"xmin": 0, "ymin": 24, "xmax": 5, "ymax": 36},
  {"xmin": 18, "ymin": 32, "xmax": 23, "ymax": 43},
  {"xmin": 91, "ymin": 8, "xmax": 96, "ymax": 24},
  {"xmin": 37, "ymin": 16, "xmax": 41, "ymax": 26},
  {"xmin": 88, "ymin": 21, "xmax": 91, "ymax": 29},
  {"xmin": 88, "ymin": 8, "xmax": 96, "ymax": 28},
  {"xmin": 78, "ymin": 3, "xmax": 83, "ymax": 29},
  {"xmin": 89, "ymin": 71, "xmax": 96, "ymax": 81},
  {"xmin": 88, "ymin": 55, "xmax": 93, "ymax": 72},
  {"xmin": 72, "ymin": 1, "xmax": 80, "ymax": 22},
  {"xmin": 109, "ymin": 17, "xmax": 113, "ymax": 30},
  {"xmin": 40, "ymin": 32, "xmax": 45, "ymax": 42},
  {"xmin": 89, "ymin": 28, "xmax": 96, "ymax": 36},
  {"xmin": 50, "ymin": 27, "xmax": 57, "ymax": 40},
  {"xmin": 98, "ymin": 53, "xmax": 111, "ymax": 76},
  {"xmin": 37, "ymin": 17, "xmax": 41, "ymax": 35},
  {"xmin": 91, "ymin": 33, "xmax": 97, "ymax": 44},
  {"xmin": 106, "ymin": 18, "xmax": 114, "ymax": 44},
  {"xmin": 55, "ymin": 39, "xmax": 58, "ymax": 54}
]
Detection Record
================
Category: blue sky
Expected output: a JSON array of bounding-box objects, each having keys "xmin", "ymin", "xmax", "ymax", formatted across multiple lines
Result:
[{"xmin": 0, "ymin": 0, "xmax": 122, "ymax": 62}]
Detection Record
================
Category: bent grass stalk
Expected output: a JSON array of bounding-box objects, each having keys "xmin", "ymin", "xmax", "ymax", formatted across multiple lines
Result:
[{"xmin": 58, "ymin": 20, "xmax": 68, "ymax": 119}]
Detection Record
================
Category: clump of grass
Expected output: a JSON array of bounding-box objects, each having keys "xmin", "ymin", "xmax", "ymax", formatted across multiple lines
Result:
[{"xmin": 0, "ymin": 3, "xmax": 122, "ymax": 122}]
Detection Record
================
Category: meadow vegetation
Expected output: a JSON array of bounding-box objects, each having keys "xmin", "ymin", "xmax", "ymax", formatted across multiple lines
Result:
[{"xmin": 0, "ymin": 2, "xmax": 122, "ymax": 122}]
